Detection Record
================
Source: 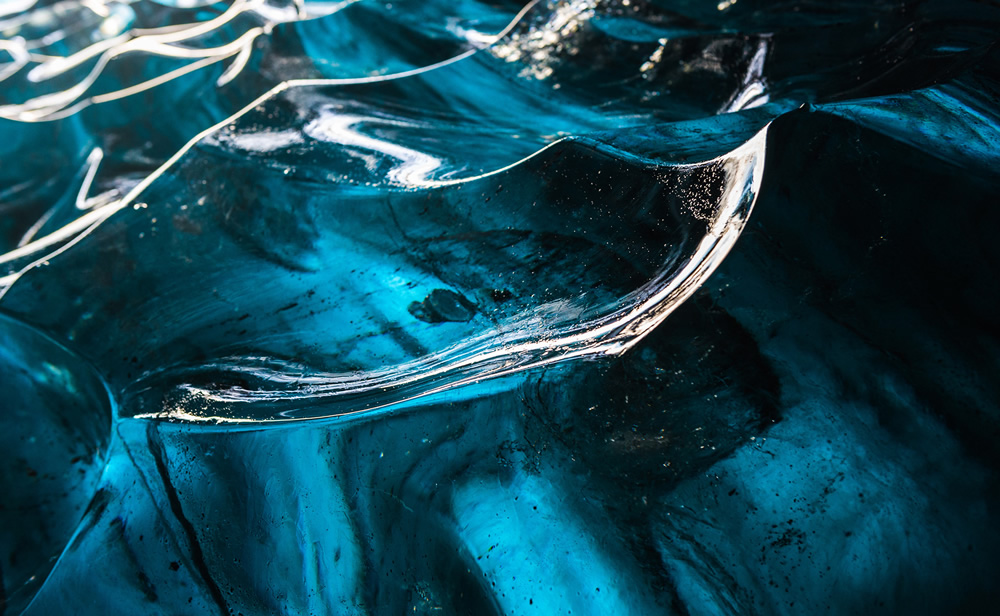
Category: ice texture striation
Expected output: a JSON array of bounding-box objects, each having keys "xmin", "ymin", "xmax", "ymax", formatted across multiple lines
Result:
[{"xmin": 0, "ymin": 0, "xmax": 999, "ymax": 614}]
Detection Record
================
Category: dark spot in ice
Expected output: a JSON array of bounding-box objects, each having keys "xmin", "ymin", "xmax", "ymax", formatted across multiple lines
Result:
[{"xmin": 408, "ymin": 289, "xmax": 477, "ymax": 323}]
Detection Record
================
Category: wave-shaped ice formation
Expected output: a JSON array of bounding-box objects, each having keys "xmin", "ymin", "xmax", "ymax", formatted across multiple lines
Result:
[
  {"xmin": 0, "ymin": 0, "xmax": 778, "ymax": 424},
  {"xmin": 0, "ymin": 0, "xmax": 996, "ymax": 425},
  {"xmin": 2, "ymin": 2, "xmax": 1000, "ymax": 615}
]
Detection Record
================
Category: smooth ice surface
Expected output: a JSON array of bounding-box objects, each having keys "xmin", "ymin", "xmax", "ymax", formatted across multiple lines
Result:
[{"xmin": 0, "ymin": 0, "xmax": 999, "ymax": 614}]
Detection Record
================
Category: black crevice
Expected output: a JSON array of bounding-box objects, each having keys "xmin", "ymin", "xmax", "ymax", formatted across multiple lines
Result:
[{"xmin": 145, "ymin": 424, "xmax": 229, "ymax": 616}]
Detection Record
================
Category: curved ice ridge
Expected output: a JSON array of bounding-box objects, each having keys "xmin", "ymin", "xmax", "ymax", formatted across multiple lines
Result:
[
  {"xmin": 0, "ymin": 0, "xmax": 546, "ymax": 293},
  {"xmin": 0, "ymin": 0, "xmax": 783, "ymax": 425},
  {"xmin": 130, "ymin": 128, "xmax": 767, "ymax": 423},
  {"xmin": 0, "ymin": 0, "xmax": 538, "ymax": 122},
  {"xmin": 0, "ymin": 0, "xmax": 352, "ymax": 121}
]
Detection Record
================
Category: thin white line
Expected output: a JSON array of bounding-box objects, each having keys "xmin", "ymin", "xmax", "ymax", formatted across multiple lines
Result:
[
  {"xmin": 90, "ymin": 48, "xmax": 240, "ymax": 104},
  {"xmin": 0, "ymin": 209, "xmax": 117, "ymax": 300},
  {"xmin": 75, "ymin": 147, "xmax": 104, "ymax": 209},
  {"xmin": 3, "ymin": 0, "xmax": 537, "ymax": 120},
  {"xmin": 26, "ymin": 34, "xmax": 128, "ymax": 83},
  {"xmin": 140, "ymin": 0, "xmax": 254, "ymax": 45},
  {"xmin": 16, "ymin": 205, "xmax": 59, "ymax": 248},
  {"xmin": 216, "ymin": 29, "xmax": 258, "ymax": 87},
  {"xmin": 0, "ymin": 0, "xmax": 555, "ymax": 307},
  {"xmin": 1, "ymin": 0, "xmax": 542, "ymax": 266},
  {"xmin": 1, "ymin": 0, "xmax": 258, "ymax": 120},
  {"xmin": 0, "ymin": 37, "xmax": 30, "ymax": 82}
]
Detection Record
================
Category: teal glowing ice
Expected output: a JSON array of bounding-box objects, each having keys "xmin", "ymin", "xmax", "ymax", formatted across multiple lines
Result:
[{"xmin": 1, "ymin": 1, "xmax": 999, "ymax": 614}]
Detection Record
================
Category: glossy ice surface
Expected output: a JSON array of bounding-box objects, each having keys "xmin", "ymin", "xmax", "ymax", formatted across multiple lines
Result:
[{"xmin": 1, "ymin": 0, "xmax": 999, "ymax": 614}]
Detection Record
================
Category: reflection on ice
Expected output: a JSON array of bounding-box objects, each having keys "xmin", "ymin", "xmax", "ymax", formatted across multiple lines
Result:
[{"xmin": 0, "ymin": 0, "xmax": 999, "ymax": 614}]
